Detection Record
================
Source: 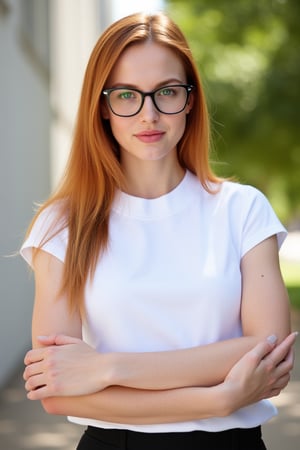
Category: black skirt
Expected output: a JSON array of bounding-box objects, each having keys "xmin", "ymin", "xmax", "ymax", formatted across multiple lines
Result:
[{"xmin": 76, "ymin": 425, "xmax": 267, "ymax": 450}]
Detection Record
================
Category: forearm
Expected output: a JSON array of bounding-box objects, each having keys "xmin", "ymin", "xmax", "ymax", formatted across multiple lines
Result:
[
  {"xmin": 42, "ymin": 384, "xmax": 228, "ymax": 424},
  {"xmin": 37, "ymin": 333, "xmax": 297, "ymax": 424},
  {"xmin": 109, "ymin": 336, "xmax": 260, "ymax": 390}
]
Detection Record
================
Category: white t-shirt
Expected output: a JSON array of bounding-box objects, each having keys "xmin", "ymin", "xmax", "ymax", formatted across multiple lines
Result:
[{"xmin": 21, "ymin": 170, "xmax": 287, "ymax": 433}]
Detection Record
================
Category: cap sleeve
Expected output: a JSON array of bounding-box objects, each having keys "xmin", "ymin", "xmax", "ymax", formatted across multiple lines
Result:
[
  {"xmin": 20, "ymin": 204, "xmax": 68, "ymax": 267},
  {"xmin": 240, "ymin": 186, "xmax": 287, "ymax": 258}
]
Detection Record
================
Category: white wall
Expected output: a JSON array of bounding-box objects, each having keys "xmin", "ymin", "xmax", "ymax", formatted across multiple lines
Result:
[
  {"xmin": 0, "ymin": 0, "xmax": 164, "ymax": 388},
  {"xmin": 50, "ymin": 0, "xmax": 111, "ymax": 188},
  {"xmin": 0, "ymin": 0, "xmax": 51, "ymax": 387},
  {"xmin": 50, "ymin": 0, "xmax": 164, "ymax": 187},
  {"xmin": 0, "ymin": 0, "xmax": 114, "ymax": 389}
]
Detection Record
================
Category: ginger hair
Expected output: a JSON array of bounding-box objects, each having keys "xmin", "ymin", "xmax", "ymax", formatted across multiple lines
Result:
[{"xmin": 26, "ymin": 12, "xmax": 221, "ymax": 317}]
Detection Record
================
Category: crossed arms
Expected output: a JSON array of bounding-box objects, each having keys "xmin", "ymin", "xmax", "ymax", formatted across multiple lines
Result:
[{"xmin": 23, "ymin": 235, "xmax": 296, "ymax": 423}]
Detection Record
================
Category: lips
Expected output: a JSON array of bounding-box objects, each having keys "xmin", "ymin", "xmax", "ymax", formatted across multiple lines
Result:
[{"xmin": 134, "ymin": 130, "xmax": 165, "ymax": 143}]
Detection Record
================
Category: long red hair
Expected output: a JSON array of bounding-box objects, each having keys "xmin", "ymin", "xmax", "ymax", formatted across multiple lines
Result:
[{"xmin": 27, "ymin": 12, "xmax": 221, "ymax": 317}]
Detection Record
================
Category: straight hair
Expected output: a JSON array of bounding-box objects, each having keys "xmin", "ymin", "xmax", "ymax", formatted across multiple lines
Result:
[{"xmin": 26, "ymin": 12, "xmax": 221, "ymax": 317}]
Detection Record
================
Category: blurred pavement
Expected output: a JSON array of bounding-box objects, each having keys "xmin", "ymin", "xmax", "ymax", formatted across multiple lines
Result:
[
  {"xmin": 0, "ymin": 370, "xmax": 84, "ymax": 450},
  {"xmin": 262, "ymin": 309, "xmax": 300, "ymax": 450}
]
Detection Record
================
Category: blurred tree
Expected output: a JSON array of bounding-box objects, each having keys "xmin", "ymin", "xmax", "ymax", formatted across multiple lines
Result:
[{"xmin": 167, "ymin": 0, "xmax": 300, "ymax": 224}]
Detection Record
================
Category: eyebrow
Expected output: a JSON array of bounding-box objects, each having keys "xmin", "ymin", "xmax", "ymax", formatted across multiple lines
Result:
[{"xmin": 109, "ymin": 78, "xmax": 186, "ymax": 90}]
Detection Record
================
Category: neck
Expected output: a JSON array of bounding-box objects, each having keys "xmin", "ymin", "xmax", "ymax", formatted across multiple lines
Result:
[{"xmin": 121, "ymin": 158, "xmax": 185, "ymax": 199}]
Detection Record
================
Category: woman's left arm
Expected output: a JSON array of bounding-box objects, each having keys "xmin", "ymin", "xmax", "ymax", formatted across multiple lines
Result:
[
  {"xmin": 111, "ymin": 235, "xmax": 292, "ymax": 390},
  {"xmin": 24, "ymin": 236, "xmax": 292, "ymax": 396},
  {"xmin": 108, "ymin": 234, "xmax": 291, "ymax": 391},
  {"xmin": 240, "ymin": 235, "xmax": 291, "ymax": 342}
]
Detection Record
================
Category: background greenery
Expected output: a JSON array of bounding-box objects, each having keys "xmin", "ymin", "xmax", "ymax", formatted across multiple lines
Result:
[
  {"xmin": 166, "ymin": 0, "xmax": 300, "ymax": 308},
  {"xmin": 281, "ymin": 261, "xmax": 300, "ymax": 309},
  {"xmin": 166, "ymin": 0, "xmax": 300, "ymax": 225}
]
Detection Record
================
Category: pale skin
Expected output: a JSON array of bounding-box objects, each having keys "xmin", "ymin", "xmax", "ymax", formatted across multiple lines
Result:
[{"xmin": 23, "ymin": 42, "xmax": 296, "ymax": 424}]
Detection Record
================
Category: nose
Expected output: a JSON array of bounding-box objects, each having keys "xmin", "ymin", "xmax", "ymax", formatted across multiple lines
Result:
[{"xmin": 139, "ymin": 95, "xmax": 159, "ymax": 122}]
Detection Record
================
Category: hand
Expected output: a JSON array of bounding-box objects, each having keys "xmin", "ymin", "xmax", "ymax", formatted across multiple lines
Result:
[
  {"xmin": 223, "ymin": 332, "xmax": 296, "ymax": 413},
  {"xmin": 23, "ymin": 335, "xmax": 112, "ymax": 400}
]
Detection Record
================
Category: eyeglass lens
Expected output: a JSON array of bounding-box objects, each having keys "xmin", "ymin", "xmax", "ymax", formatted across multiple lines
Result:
[{"xmin": 106, "ymin": 85, "xmax": 190, "ymax": 116}]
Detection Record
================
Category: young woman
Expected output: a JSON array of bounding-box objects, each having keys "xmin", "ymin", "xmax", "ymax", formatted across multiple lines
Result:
[{"xmin": 22, "ymin": 12, "xmax": 296, "ymax": 450}]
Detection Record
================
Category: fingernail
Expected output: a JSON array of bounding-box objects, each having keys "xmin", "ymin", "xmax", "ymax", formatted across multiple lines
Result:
[
  {"xmin": 294, "ymin": 331, "xmax": 299, "ymax": 338},
  {"xmin": 37, "ymin": 335, "xmax": 48, "ymax": 340},
  {"xmin": 267, "ymin": 334, "xmax": 277, "ymax": 344}
]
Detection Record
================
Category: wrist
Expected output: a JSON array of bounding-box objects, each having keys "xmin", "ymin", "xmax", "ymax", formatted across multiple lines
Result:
[
  {"xmin": 102, "ymin": 352, "xmax": 123, "ymax": 387},
  {"xmin": 191, "ymin": 384, "xmax": 235, "ymax": 419},
  {"xmin": 212, "ymin": 384, "xmax": 236, "ymax": 417}
]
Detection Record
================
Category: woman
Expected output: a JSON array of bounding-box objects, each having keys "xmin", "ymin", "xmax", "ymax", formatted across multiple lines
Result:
[{"xmin": 22, "ymin": 12, "xmax": 296, "ymax": 450}]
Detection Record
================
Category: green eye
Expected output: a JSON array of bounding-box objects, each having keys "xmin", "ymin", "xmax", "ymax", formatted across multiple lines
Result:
[
  {"xmin": 159, "ymin": 88, "xmax": 174, "ymax": 96},
  {"xmin": 118, "ymin": 91, "xmax": 135, "ymax": 100}
]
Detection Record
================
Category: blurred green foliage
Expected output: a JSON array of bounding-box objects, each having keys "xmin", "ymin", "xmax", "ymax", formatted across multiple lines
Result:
[
  {"xmin": 280, "ymin": 261, "xmax": 300, "ymax": 309},
  {"xmin": 167, "ymin": 0, "xmax": 300, "ymax": 224}
]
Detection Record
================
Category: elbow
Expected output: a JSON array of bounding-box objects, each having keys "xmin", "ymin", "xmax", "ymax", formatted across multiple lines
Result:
[
  {"xmin": 41, "ymin": 397, "xmax": 64, "ymax": 415},
  {"xmin": 273, "ymin": 310, "xmax": 292, "ymax": 343}
]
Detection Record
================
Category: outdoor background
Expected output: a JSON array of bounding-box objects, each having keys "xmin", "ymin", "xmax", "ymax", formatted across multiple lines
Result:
[
  {"xmin": 167, "ymin": 0, "xmax": 300, "ymax": 312},
  {"xmin": 0, "ymin": 0, "xmax": 299, "ymax": 449}
]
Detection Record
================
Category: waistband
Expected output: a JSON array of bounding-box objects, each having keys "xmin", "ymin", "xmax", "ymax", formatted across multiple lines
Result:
[{"xmin": 84, "ymin": 425, "xmax": 264, "ymax": 449}]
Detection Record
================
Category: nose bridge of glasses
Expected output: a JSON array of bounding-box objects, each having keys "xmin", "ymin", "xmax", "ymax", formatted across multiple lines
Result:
[{"xmin": 140, "ymin": 91, "xmax": 159, "ymax": 114}]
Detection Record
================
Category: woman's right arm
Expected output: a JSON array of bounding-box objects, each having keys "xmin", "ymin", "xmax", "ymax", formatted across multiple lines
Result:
[
  {"xmin": 25, "ymin": 250, "xmax": 226, "ymax": 421},
  {"xmin": 25, "ymin": 250, "xmax": 252, "ymax": 397},
  {"xmin": 40, "ymin": 333, "xmax": 295, "ymax": 424},
  {"xmin": 25, "ymin": 250, "xmax": 295, "ymax": 423}
]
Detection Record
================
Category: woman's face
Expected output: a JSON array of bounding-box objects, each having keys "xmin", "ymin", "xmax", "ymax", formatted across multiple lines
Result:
[{"xmin": 102, "ymin": 42, "xmax": 193, "ymax": 168}]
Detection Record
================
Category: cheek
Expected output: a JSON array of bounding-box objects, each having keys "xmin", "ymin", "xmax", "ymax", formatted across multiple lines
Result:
[
  {"xmin": 109, "ymin": 118, "xmax": 130, "ymax": 145},
  {"xmin": 172, "ymin": 115, "xmax": 187, "ymax": 142}
]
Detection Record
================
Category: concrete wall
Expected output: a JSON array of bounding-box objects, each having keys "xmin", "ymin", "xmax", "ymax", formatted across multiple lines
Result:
[
  {"xmin": 0, "ymin": 0, "xmax": 164, "ymax": 389},
  {"xmin": 50, "ymin": 0, "xmax": 109, "ymax": 188},
  {"xmin": 0, "ymin": 0, "xmax": 114, "ymax": 389},
  {"xmin": 0, "ymin": 0, "xmax": 51, "ymax": 387}
]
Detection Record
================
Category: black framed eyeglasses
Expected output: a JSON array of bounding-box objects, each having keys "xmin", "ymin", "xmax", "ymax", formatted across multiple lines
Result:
[{"xmin": 102, "ymin": 84, "xmax": 194, "ymax": 117}]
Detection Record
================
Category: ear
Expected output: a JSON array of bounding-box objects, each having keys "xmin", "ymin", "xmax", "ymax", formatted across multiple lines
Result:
[{"xmin": 186, "ymin": 91, "xmax": 194, "ymax": 114}]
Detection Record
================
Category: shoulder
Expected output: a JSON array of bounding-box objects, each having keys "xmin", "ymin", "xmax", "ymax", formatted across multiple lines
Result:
[
  {"xmin": 195, "ymin": 176, "xmax": 268, "ymax": 208},
  {"xmin": 31, "ymin": 200, "xmax": 68, "ymax": 242},
  {"xmin": 187, "ymin": 172, "xmax": 278, "ymax": 216},
  {"xmin": 216, "ymin": 180, "xmax": 282, "ymax": 225},
  {"xmin": 219, "ymin": 180, "xmax": 265, "ymax": 201},
  {"xmin": 186, "ymin": 172, "xmax": 273, "ymax": 216},
  {"xmin": 20, "ymin": 200, "xmax": 69, "ymax": 267},
  {"xmin": 218, "ymin": 181, "xmax": 287, "ymax": 253},
  {"xmin": 207, "ymin": 180, "xmax": 272, "ymax": 214}
]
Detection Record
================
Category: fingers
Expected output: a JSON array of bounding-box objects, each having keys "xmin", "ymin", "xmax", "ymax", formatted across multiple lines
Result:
[
  {"xmin": 284, "ymin": 346, "xmax": 295, "ymax": 367},
  {"xmin": 264, "ymin": 332, "xmax": 297, "ymax": 367},
  {"xmin": 25, "ymin": 373, "xmax": 45, "ymax": 393},
  {"xmin": 23, "ymin": 335, "xmax": 89, "ymax": 400},
  {"xmin": 273, "ymin": 372, "xmax": 291, "ymax": 391},
  {"xmin": 259, "ymin": 334, "xmax": 297, "ymax": 400},
  {"xmin": 27, "ymin": 385, "xmax": 48, "ymax": 400},
  {"xmin": 24, "ymin": 334, "xmax": 81, "ymax": 366},
  {"xmin": 248, "ymin": 335, "xmax": 278, "ymax": 364},
  {"xmin": 275, "ymin": 347, "xmax": 294, "ymax": 374},
  {"xmin": 264, "ymin": 346, "xmax": 294, "ymax": 394},
  {"xmin": 250, "ymin": 332, "xmax": 297, "ymax": 366},
  {"xmin": 24, "ymin": 348, "xmax": 44, "ymax": 366},
  {"xmin": 263, "ymin": 373, "xmax": 291, "ymax": 399},
  {"xmin": 36, "ymin": 335, "xmax": 57, "ymax": 346},
  {"xmin": 23, "ymin": 360, "xmax": 43, "ymax": 381},
  {"xmin": 37, "ymin": 334, "xmax": 80, "ymax": 346}
]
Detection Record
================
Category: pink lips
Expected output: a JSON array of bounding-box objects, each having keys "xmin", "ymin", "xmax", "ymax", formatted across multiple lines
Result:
[{"xmin": 135, "ymin": 130, "xmax": 165, "ymax": 143}]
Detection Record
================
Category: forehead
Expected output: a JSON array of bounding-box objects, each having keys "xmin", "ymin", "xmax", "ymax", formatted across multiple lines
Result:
[{"xmin": 107, "ymin": 42, "xmax": 187, "ymax": 88}]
